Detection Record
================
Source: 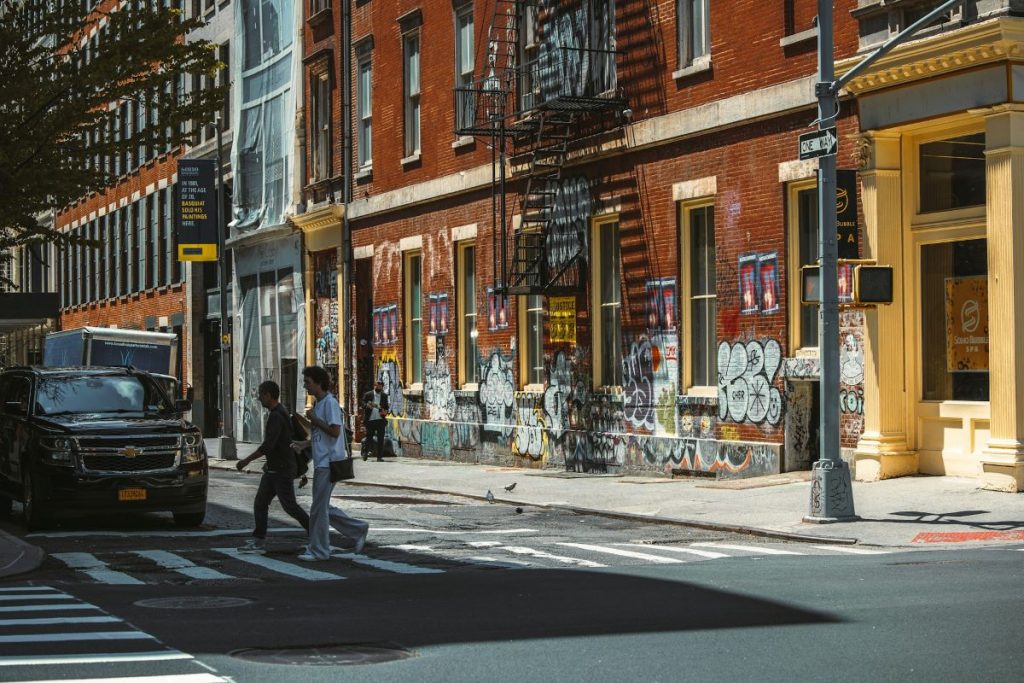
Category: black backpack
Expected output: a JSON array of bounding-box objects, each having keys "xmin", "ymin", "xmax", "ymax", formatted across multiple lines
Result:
[{"xmin": 291, "ymin": 412, "xmax": 312, "ymax": 478}]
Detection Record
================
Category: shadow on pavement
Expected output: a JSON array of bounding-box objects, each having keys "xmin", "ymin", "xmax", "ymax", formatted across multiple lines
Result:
[{"xmin": 876, "ymin": 510, "xmax": 1024, "ymax": 531}]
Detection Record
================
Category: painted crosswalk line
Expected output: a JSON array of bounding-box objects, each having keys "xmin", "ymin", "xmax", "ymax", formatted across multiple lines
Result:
[
  {"xmin": 0, "ymin": 651, "xmax": 196, "ymax": 667},
  {"xmin": 17, "ymin": 675, "xmax": 225, "ymax": 683},
  {"xmin": 467, "ymin": 541, "xmax": 607, "ymax": 568},
  {"xmin": 613, "ymin": 544, "xmax": 730, "ymax": 559},
  {"xmin": 383, "ymin": 543, "xmax": 532, "ymax": 568},
  {"xmin": 555, "ymin": 543, "xmax": 685, "ymax": 564},
  {"xmin": 131, "ymin": 550, "xmax": 235, "ymax": 580},
  {"xmin": 690, "ymin": 543, "xmax": 806, "ymax": 556},
  {"xmin": 329, "ymin": 550, "xmax": 445, "ymax": 575},
  {"xmin": 212, "ymin": 548, "xmax": 345, "ymax": 581},
  {"xmin": 813, "ymin": 545, "xmax": 890, "ymax": 555},
  {"xmin": 50, "ymin": 553, "xmax": 146, "ymax": 585}
]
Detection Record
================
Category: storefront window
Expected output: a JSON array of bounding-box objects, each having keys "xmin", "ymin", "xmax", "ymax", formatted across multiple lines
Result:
[
  {"xmin": 919, "ymin": 133, "xmax": 986, "ymax": 213},
  {"xmin": 921, "ymin": 239, "xmax": 988, "ymax": 402}
]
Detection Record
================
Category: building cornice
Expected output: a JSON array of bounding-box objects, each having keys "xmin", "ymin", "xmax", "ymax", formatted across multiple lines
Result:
[
  {"xmin": 838, "ymin": 16, "xmax": 1024, "ymax": 95},
  {"xmin": 290, "ymin": 203, "xmax": 344, "ymax": 233}
]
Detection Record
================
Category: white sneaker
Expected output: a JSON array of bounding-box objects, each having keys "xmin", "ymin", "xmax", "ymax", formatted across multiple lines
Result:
[
  {"xmin": 353, "ymin": 531, "xmax": 368, "ymax": 555},
  {"xmin": 238, "ymin": 539, "xmax": 266, "ymax": 554},
  {"xmin": 297, "ymin": 552, "xmax": 326, "ymax": 562}
]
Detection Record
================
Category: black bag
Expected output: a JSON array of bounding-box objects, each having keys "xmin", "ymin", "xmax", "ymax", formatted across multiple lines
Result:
[
  {"xmin": 329, "ymin": 457, "xmax": 354, "ymax": 483},
  {"xmin": 294, "ymin": 446, "xmax": 311, "ymax": 479},
  {"xmin": 291, "ymin": 413, "xmax": 312, "ymax": 478}
]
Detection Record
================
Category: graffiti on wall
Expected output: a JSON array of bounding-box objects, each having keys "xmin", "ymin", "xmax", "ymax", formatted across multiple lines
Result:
[
  {"xmin": 717, "ymin": 339, "xmax": 784, "ymax": 426},
  {"xmin": 544, "ymin": 351, "xmax": 572, "ymax": 440},
  {"xmin": 513, "ymin": 392, "xmax": 548, "ymax": 461},
  {"xmin": 424, "ymin": 358, "xmax": 456, "ymax": 422},
  {"xmin": 452, "ymin": 401, "xmax": 481, "ymax": 450},
  {"xmin": 547, "ymin": 177, "xmax": 592, "ymax": 272},
  {"xmin": 479, "ymin": 349, "xmax": 515, "ymax": 443},
  {"xmin": 622, "ymin": 337, "xmax": 655, "ymax": 431}
]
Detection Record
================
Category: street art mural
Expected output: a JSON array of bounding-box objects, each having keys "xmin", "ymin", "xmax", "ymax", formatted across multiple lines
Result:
[
  {"xmin": 424, "ymin": 358, "xmax": 456, "ymax": 422},
  {"xmin": 544, "ymin": 351, "xmax": 573, "ymax": 441},
  {"xmin": 452, "ymin": 401, "xmax": 481, "ymax": 450},
  {"xmin": 839, "ymin": 311, "xmax": 866, "ymax": 443},
  {"xmin": 717, "ymin": 339, "xmax": 784, "ymax": 426},
  {"xmin": 513, "ymin": 392, "xmax": 548, "ymax": 461},
  {"xmin": 479, "ymin": 349, "xmax": 515, "ymax": 443},
  {"xmin": 376, "ymin": 351, "xmax": 404, "ymax": 453}
]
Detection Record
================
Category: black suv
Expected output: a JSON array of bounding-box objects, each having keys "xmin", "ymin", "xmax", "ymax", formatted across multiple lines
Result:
[{"xmin": 0, "ymin": 366, "xmax": 208, "ymax": 529}]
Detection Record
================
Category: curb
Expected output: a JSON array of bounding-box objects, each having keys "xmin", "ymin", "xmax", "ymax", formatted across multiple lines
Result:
[
  {"xmin": 208, "ymin": 458, "xmax": 860, "ymax": 545},
  {"xmin": 0, "ymin": 528, "xmax": 45, "ymax": 580}
]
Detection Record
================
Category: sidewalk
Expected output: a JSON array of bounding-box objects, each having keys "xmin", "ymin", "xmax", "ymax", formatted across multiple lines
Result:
[{"xmin": 206, "ymin": 438, "xmax": 1024, "ymax": 550}]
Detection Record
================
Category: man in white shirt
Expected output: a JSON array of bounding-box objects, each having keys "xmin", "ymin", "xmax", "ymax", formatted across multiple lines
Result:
[{"xmin": 294, "ymin": 366, "xmax": 369, "ymax": 561}]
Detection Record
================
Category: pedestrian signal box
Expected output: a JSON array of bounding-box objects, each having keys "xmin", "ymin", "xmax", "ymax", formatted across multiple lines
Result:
[{"xmin": 801, "ymin": 262, "xmax": 894, "ymax": 306}]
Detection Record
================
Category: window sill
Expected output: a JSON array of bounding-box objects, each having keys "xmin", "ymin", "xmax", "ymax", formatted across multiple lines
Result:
[
  {"xmin": 451, "ymin": 135, "xmax": 474, "ymax": 150},
  {"xmin": 460, "ymin": 382, "xmax": 479, "ymax": 392},
  {"xmin": 684, "ymin": 386, "xmax": 718, "ymax": 399},
  {"xmin": 355, "ymin": 166, "xmax": 373, "ymax": 181},
  {"xmin": 672, "ymin": 55, "xmax": 711, "ymax": 81},
  {"xmin": 405, "ymin": 383, "xmax": 424, "ymax": 396},
  {"xmin": 521, "ymin": 383, "xmax": 545, "ymax": 393},
  {"xmin": 780, "ymin": 28, "xmax": 817, "ymax": 48},
  {"xmin": 400, "ymin": 152, "xmax": 421, "ymax": 167},
  {"xmin": 307, "ymin": 7, "xmax": 332, "ymax": 28}
]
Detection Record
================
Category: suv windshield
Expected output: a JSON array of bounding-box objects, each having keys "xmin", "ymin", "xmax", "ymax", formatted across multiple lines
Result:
[{"xmin": 34, "ymin": 375, "xmax": 171, "ymax": 416}]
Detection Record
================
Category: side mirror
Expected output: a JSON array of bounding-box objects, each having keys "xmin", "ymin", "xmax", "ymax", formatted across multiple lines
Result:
[
  {"xmin": 3, "ymin": 401, "xmax": 25, "ymax": 416},
  {"xmin": 174, "ymin": 399, "xmax": 192, "ymax": 413}
]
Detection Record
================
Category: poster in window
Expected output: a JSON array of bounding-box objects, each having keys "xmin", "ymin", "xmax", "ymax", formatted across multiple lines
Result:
[
  {"xmin": 838, "ymin": 262, "xmax": 855, "ymax": 305},
  {"xmin": 373, "ymin": 307, "xmax": 383, "ymax": 346},
  {"xmin": 945, "ymin": 276, "xmax": 989, "ymax": 372},
  {"xmin": 486, "ymin": 288, "xmax": 509, "ymax": 331},
  {"xmin": 739, "ymin": 253, "xmax": 759, "ymax": 315},
  {"xmin": 645, "ymin": 280, "xmax": 660, "ymax": 330},
  {"xmin": 662, "ymin": 279, "xmax": 676, "ymax": 330},
  {"xmin": 758, "ymin": 252, "xmax": 780, "ymax": 315},
  {"xmin": 389, "ymin": 305, "xmax": 399, "ymax": 344}
]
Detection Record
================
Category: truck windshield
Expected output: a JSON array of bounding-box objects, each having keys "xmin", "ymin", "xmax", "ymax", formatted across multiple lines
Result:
[{"xmin": 34, "ymin": 376, "xmax": 171, "ymax": 416}]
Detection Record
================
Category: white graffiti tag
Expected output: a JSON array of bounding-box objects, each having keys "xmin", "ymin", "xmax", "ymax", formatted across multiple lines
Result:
[
  {"xmin": 479, "ymin": 350, "xmax": 515, "ymax": 440},
  {"xmin": 717, "ymin": 340, "xmax": 783, "ymax": 426},
  {"xmin": 544, "ymin": 351, "xmax": 572, "ymax": 440},
  {"xmin": 622, "ymin": 338, "xmax": 656, "ymax": 431}
]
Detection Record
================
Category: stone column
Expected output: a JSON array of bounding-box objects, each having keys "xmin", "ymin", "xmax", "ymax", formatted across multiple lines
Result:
[
  {"xmin": 980, "ymin": 105, "xmax": 1024, "ymax": 492},
  {"xmin": 855, "ymin": 132, "xmax": 918, "ymax": 480}
]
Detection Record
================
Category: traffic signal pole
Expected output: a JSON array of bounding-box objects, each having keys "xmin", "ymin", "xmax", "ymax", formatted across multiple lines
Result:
[{"xmin": 804, "ymin": 0, "xmax": 964, "ymax": 522}]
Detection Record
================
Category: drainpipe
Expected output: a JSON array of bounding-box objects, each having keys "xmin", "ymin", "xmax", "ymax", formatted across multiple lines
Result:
[{"xmin": 341, "ymin": 0, "xmax": 353, "ymax": 420}]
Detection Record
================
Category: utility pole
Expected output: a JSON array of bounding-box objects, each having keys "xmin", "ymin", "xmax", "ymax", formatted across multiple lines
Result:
[
  {"xmin": 804, "ymin": 0, "xmax": 964, "ymax": 522},
  {"xmin": 215, "ymin": 114, "xmax": 236, "ymax": 460}
]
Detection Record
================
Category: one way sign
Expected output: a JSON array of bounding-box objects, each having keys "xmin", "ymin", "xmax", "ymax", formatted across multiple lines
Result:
[{"xmin": 799, "ymin": 127, "xmax": 838, "ymax": 160}]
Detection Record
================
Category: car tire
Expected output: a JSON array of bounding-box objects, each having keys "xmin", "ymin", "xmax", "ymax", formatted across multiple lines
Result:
[
  {"xmin": 22, "ymin": 468, "xmax": 48, "ymax": 531},
  {"xmin": 173, "ymin": 510, "xmax": 205, "ymax": 527}
]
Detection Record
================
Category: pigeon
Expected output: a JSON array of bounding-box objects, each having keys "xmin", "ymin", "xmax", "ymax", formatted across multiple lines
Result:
[
  {"xmin": 504, "ymin": 482, "xmax": 517, "ymax": 492},
  {"xmin": 485, "ymin": 489, "xmax": 495, "ymax": 503}
]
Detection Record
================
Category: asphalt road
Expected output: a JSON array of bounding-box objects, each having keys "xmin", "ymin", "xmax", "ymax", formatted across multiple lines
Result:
[{"xmin": 0, "ymin": 470, "xmax": 1020, "ymax": 682}]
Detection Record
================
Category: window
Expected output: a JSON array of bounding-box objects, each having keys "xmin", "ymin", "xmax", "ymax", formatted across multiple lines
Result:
[
  {"xmin": 919, "ymin": 133, "xmax": 986, "ymax": 213},
  {"xmin": 310, "ymin": 0, "xmax": 329, "ymax": 14},
  {"xmin": 521, "ymin": 294, "xmax": 545, "ymax": 387},
  {"xmin": 458, "ymin": 243, "xmax": 478, "ymax": 385},
  {"xmin": 788, "ymin": 182, "xmax": 818, "ymax": 351},
  {"xmin": 310, "ymin": 72, "xmax": 331, "ymax": 181},
  {"xmin": 593, "ymin": 217, "xmax": 621, "ymax": 387},
  {"xmin": 454, "ymin": 3, "xmax": 474, "ymax": 130},
  {"xmin": 682, "ymin": 203, "xmax": 716, "ymax": 389},
  {"xmin": 403, "ymin": 31, "xmax": 421, "ymax": 157},
  {"xmin": 517, "ymin": 2, "xmax": 539, "ymax": 110},
  {"xmin": 678, "ymin": 0, "xmax": 710, "ymax": 66},
  {"xmin": 357, "ymin": 53, "xmax": 372, "ymax": 168},
  {"xmin": 405, "ymin": 252, "xmax": 423, "ymax": 385}
]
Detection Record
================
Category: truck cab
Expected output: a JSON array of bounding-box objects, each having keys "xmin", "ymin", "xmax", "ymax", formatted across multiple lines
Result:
[{"xmin": 0, "ymin": 366, "xmax": 207, "ymax": 529}]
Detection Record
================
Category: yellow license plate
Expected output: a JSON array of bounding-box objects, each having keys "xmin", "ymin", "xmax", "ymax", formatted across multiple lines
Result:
[{"xmin": 118, "ymin": 488, "xmax": 147, "ymax": 502}]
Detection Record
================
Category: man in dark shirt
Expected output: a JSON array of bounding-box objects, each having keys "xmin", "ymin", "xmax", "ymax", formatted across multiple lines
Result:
[{"xmin": 236, "ymin": 380, "xmax": 310, "ymax": 554}]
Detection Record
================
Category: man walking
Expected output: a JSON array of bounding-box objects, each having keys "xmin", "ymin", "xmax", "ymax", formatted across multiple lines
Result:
[
  {"xmin": 235, "ymin": 381, "xmax": 310, "ymax": 554},
  {"xmin": 297, "ymin": 366, "xmax": 369, "ymax": 560},
  {"xmin": 362, "ymin": 379, "xmax": 389, "ymax": 462}
]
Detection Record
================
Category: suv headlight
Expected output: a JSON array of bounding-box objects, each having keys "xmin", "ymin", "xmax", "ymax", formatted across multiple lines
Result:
[
  {"xmin": 38, "ymin": 436, "xmax": 75, "ymax": 465},
  {"xmin": 182, "ymin": 432, "xmax": 205, "ymax": 463}
]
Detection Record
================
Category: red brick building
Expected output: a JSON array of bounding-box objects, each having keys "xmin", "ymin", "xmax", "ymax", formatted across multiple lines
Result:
[{"xmin": 317, "ymin": 0, "xmax": 866, "ymax": 477}]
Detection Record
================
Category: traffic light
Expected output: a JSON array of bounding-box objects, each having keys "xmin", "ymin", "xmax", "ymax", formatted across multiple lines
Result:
[{"xmin": 801, "ymin": 262, "xmax": 894, "ymax": 306}]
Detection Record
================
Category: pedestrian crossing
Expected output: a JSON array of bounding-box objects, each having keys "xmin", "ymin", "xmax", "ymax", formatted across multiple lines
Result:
[
  {"xmin": 45, "ymin": 538, "xmax": 892, "ymax": 586},
  {"xmin": 0, "ymin": 585, "xmax": 226, "ymax": 682}
]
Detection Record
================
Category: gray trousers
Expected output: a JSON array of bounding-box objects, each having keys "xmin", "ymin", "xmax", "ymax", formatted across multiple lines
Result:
[{"xmin": 307, "ymin": 465, "xmax": 369, "ymax": 559}]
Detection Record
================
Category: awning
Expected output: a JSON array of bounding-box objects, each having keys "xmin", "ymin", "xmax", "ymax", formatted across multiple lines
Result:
[{"xmin": 0, "ymin": 293, "xmax": 60, "ymax": 334}]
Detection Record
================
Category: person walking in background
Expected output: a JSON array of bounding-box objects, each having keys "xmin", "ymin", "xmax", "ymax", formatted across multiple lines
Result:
[
  {"xmin": 362, "ymin": 379, "xmax": 389, "ymax": 462},
  {"xmin": 235, "ymin": 381, "xmax": 310, "ymax": 554},
  {"xmin": 296, "ymin": 366, "xmax": 369, "ymax": 561}
]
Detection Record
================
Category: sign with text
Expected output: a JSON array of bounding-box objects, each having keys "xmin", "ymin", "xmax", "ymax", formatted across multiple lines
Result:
[
  {"xmin": 799, "ymin": 127, "xmax": 838, "ymax": 160},
  {"xmin": 549, "ymin": 296, "xmax": 576, "ymax": 344},
  {"xmin": 836, "ymin": 170, "xmax": 860, "ymax": 259},
  {"xmin": 175, "ymin": 159, "xmax": 218, "ymax": 261},
  {"xmin": 945, "ymin": 276, "xmax": 989, "ymax": 372}
]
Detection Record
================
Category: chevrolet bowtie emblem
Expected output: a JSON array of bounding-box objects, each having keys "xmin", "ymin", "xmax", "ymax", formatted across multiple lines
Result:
[{"xmin": 121, "ymin": 447, "xmax": 140, "ymax": 458}]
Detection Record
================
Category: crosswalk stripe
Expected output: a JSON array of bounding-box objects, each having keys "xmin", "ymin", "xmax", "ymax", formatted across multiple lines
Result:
[
  {"xmin": 329, "ymin": 551, "xmax": 444, "ymax": 575},
  {"xmin": 383, "ymin": 544, "xmax": 530, "ymax": 568},
  {"xmin": 212, "ymin": 548, "xmax": 344, "ymax": 581},
  {"xmin": 555, "ymin": 543, "xmax": 685, "ymax": 564},
  {"xmin": 50, "ymin": 554, "xmax": 145, "ymax": 585},
  {"xmin": 371, "ymin": 528, "xmax": 538, "ymax": 535},
  {"xmin": 131, "ymin": 551, "xmax": 234, "ymax": 580},
  {"xmin": 0, "ymin": 587, "xmax": 60, "ymax": 594},
  {"xmin": 0, "ymin": 651, "xmax": 194, "ymax": 666},
  {"xmin": 0, "ymin": 594, "xmax": 76, "ymax": 602},
  {"xmin": 814, "ymin": 545, "xmax": 890, "ymax": 555},
  {"xmin": 467, "ymin": 542, "xmax": 607, "ymax": 568},
  {"xmin": 0, "ymin": 604, "xmax": 100, "ymax": 613},
  {"xmin": 468, "ymin": 556, "xmax": 533, "ymax": 568},
  {"xmin": 16, "ymin": 674, "xmax": 225, "ymax": 683},
  {"xmin": 0, "ymin": 616, "xmax": 121, "ymax": 627},
  {"xmin": 691, "ymin": 543, "xmax": 805, "ymax": 556},
  {"xmin": 615, "ymin": 544, "xmax": 730, "ymax": 559},
  {"xmin": 0, "ymin": 631, "xmax": 155, "ymax": 644}
]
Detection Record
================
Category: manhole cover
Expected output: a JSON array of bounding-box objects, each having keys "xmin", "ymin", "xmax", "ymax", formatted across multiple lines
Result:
[
  {"xmin": 135, "ymin": 596, "xmax": 254, "ymax": 610},
  {"xmin": 231, "ymin": 642, "xmax": 414, "ymax": 666}
]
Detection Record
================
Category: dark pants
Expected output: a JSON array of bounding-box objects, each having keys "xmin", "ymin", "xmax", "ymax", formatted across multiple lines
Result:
[
  {"xmin": 253, "ymin": 471, "xmax": 310, "ymax": 539},
  {"xmin": 365, "ymin": 419, "xmax": 387, "ymax": 460}
]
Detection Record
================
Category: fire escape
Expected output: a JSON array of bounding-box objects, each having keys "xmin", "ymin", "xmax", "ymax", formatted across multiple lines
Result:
[{"xmin": 454, "ymin": 0, "xmax": 626, "ymax": 295}]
